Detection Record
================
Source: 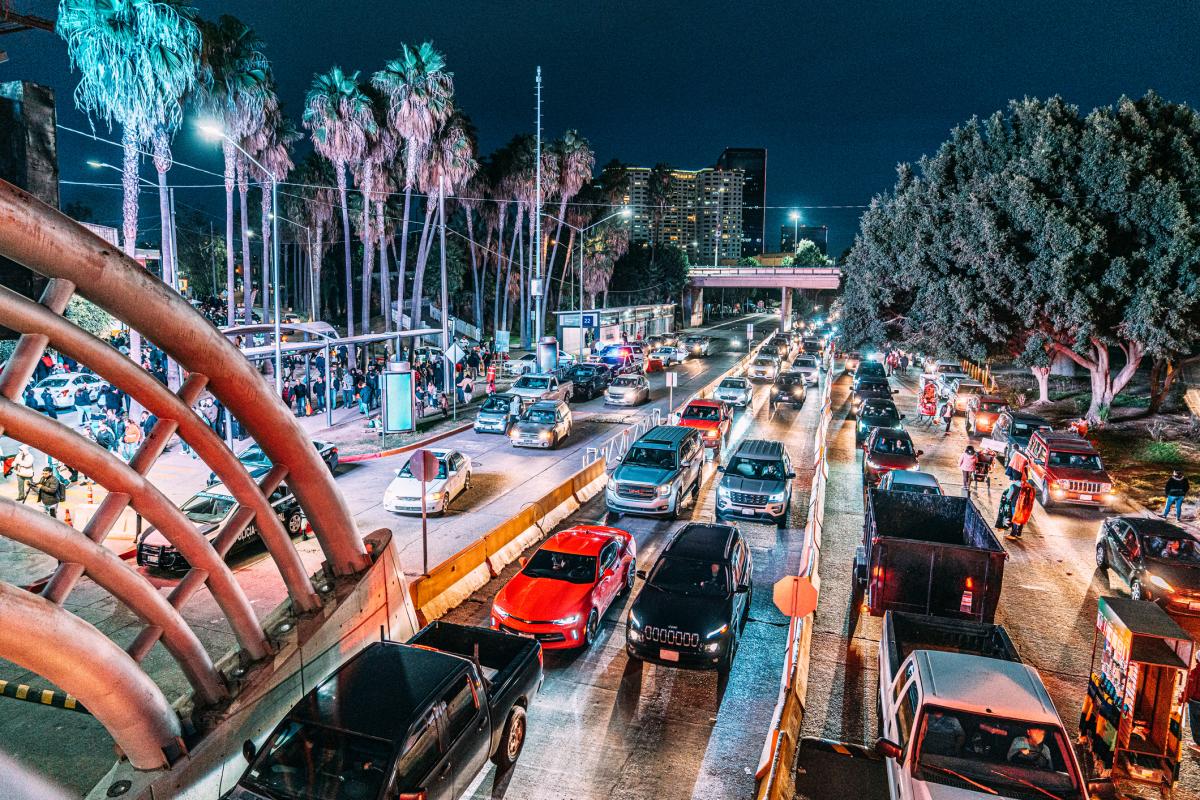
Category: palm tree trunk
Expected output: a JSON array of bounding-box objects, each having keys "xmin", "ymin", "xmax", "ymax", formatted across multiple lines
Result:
[
  {"xmin": 546, "ymin": 198, "xmax": 567, "ymax": 290},
  {"xmin": 392, "ymin": 235, "xmax": 405, "ymax": 329},
  {"xmin": 313, "ymin": 222, "xmax": 324, "ymax": 320},
  {"xmin": 518, "ymin": 213, "xmax": 527, "ymax": 347},
  {"xmin": 335, "ymin": 162, "xmax": 354, "ymax": 339},
  {"xmin": 359, "ymin": 177, "xmax": 374, "ymax": 333},
  {"xmin": 503, "ymin": 205, "xmax": 521, "ymax": 331},
  {"xmin": 224, "ymin": 142, "xmax": 236, "ymax": 327},
  {"xmin": 377, "ymin": 202, "xmax": 391, "ymax": 331},
  {"xmin": 438, "ymin": 186, "xmax": 451, "ymax": 393},
  {"xmin": 260, "ymin": 186, "xmax": 271, "ymax": 325},
  {"xmin": 464, "ymin": 211, "xmax": 482, "ymax": 332},
  {"xmin": 492, "ymin": 203, "xmax": 508, "ymax": 336},
  {"xmin": 154, "ymin": 155, "xmax": 181, "ymax": 392},
  {"xmin": 122, "ymin": 129, "xmax": 142, "ymax": 363},
  {"xmin": 556, "ymin": 228, "xmax": 577, "ymax": 310},
  {"xmin": 411, "ymin": 202, "xmax": 436, "ymax": 327},
  {"xmin": 238, "ymin": 158, "xmax": 253, "ymax": 326}
]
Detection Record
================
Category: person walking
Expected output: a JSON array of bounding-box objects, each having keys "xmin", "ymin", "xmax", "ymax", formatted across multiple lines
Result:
[
  {"xmin": 938, "ymin": 396, "xmax": 954, "ymax": 435},
  {"xmin": 29, "ymin": 467, "xmax": 64, "ymax": 518},
  {"xmin": 341, "ymin": 370, "xmax": 354, "ymax": 409},
  {"xmin": 292, "ymin": 380, "xmax": 310, "ymax": 417},
  {"xmin": 1163, "ymin": 470, "xmax": 1190, "ymax": 521},
  {"xmin": 958, "ymin": 446, "xmax": 978, "ymax": 492},
  {"xmin": 995, "ymin": 480, "xmax": 1020, "ymax": 530},
  {"xmin": 120, "ymin": 415, "xmax": 143, "ymax": 461},
  {"xmin": 1009, "ymin": 480, "xmax": 1036, "ymax": 539},
  {"xmin": 13, "ymin": 444, "xmax": 35, "ymax": 502}
]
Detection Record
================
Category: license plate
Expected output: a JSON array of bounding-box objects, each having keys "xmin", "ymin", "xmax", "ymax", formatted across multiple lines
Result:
[
  {"xmin": 1079, "ymin": 494, "xmax": 1092, "ymax": 501},
  {"xmin": 659, "ymin": 649, "xmax": 679, "ymax": 662},
  {"xmin": 143, "ymin": 553, "xmax": 158, "ymax": 565}
]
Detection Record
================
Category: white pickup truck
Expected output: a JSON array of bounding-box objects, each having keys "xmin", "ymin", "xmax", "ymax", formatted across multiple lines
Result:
[
  {"xmin": 509, "ymin": 372, "xmax": 574, "ymax": 403},
  {"xmin": 876, "ymin": 611, "xmax": 1107, "ymax": 800}
]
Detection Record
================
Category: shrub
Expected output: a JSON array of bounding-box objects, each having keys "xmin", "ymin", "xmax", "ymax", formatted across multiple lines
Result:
[{"xmin": 1140, "ymin": 441, "xmax": 1186, "ymax": 464}]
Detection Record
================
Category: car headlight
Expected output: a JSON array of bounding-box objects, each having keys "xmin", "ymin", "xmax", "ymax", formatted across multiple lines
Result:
[
  {"xmin": 706, "ymin": 623, "xmax": 729, "ymax": 639},
  {"xmin": 793, "ymin": 389, "xmax": 803, "ymax": 397},
  {"xmin": 551, "ymin": 613, "xmax": 581, "ymax": 626},
  {"xmin": 1148, "ymin": 574, "xmax": 1174, "ymax": 593},
  {"xmin": 540, "ymin": 430, "xmax": 553, "ymax": 440},
  {"xmin": 657, "ymin": 483, "xmax": 673, "ymax": 497},
  {"xmin": 717, "ymin": 485, "xmax": 730, "ymax": 498},
  {"xmin": 769, "ymin": 491, "xmax": 786, "ymax": 503},
  {"xmin": 427, "ymin": 491, "xmax": 443, "ymax": 502},
  {"xmin": 628, "ymin": 627, "xmax": 643, "ymax": 642},
  {"xmin": 907, "ymin": 464, "xmax": 921, "ymax": 471},
  {"xmin": 858, "ymin": 420, "xmax": 867, "ymax": 430},
  {"xmin": 493, "ymin": 605, "xmax": 510, "ymax": 619},
  {"xmin": 866, "ymin": 459, "xmax": 880, "ymax": 469},
  {"xmin": 703, "ymin": 642, "xmax": 723, "ymax": 653}
]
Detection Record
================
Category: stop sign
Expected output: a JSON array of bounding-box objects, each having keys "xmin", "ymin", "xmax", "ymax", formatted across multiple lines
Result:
[
  {"xmin": 773, "ymin": 575, "xmax": 818, "ymax": 618},
  {"xmin": 407, "ymin": 449, "xmax": 440, "ymax": 482}
]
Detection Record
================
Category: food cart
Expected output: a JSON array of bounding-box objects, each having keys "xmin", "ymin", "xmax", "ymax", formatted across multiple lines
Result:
[{"xmin": 1080, "ymin": 597, "xmax": 1194, "ymax": 798}]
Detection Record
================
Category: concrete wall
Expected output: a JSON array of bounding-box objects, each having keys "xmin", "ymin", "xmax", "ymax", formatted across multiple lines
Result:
[{"xmin": 85, "ymin": 529, "xmax": 420, "ymax": 800}]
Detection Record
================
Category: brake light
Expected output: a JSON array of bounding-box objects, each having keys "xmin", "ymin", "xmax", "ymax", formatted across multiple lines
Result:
[
  {"xmin": 399, "ymin": 792, "xmax": 427, "ymax": 800},
  {"xmin": 964, "ymin": 576, "xmax": 973, "ymax": 590}
]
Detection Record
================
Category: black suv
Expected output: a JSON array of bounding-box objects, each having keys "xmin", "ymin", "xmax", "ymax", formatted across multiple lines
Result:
[
  {"xmin": 565, "ymin": 363, "xmax": 610, "ymax": 400},
  {"xmin": 1096, "ymin": 516, "xmax": 1200, "ymax": 605},
  {"xmin": 856, "ymin": 399, "xmax": 903, "ymax": 444},
  {"xmin": 852, "ymin": 377, "xmax": 896, "ymax": 416},
  {"xmin": 626, "ymin": 522, "xmax": 753, "ymax": 677},
  {"xmin": 769, "ymin": 370, "xmax": 808, "ymax": 410}
]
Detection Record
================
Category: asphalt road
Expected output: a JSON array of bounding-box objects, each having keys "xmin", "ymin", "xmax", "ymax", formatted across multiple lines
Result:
[
  {"xmin": 794, "ymin": 365, "xmax": 1200, "ymax": 798},
  {"xmin": 437, "ymin": 355, "xmax": 823, "ymax": 800},
  {"xmin": 0, "ymin": 313, "xmax": 783, "ymax": 796}
]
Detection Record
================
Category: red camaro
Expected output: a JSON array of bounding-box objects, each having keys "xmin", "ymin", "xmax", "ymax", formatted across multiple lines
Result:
[
  {"xmin": 677, "ymin": 398, "xmax": 732, "ymax": 451},
  {"xmin": 862, "ymin": 427, "xmax": 923, "ymax": 486},
  {"xmin": 491, "ymin": 525, "xmax": 636, "ymax": 649}
]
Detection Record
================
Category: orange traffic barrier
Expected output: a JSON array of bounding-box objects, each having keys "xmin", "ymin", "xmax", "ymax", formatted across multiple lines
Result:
[{"xmin": 62, "ymin": 508, "xmax": 73, "ymax": 528}]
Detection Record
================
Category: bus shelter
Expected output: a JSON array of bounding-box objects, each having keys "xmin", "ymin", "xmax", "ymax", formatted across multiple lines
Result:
[{"xmin": 554, "ymin": 303, "xmax": 675, "ymax": 356}]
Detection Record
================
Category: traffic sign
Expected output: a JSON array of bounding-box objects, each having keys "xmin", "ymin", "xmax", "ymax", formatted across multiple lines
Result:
[
  {"xmin": 408, "ymin": 449, "xmax": 440, "ymax": 482},
  {"xmin": 773, "ymin": 575, "xmax": 818, "ymax": 618},
  {"xmin": 664, "ymin": 371, "xmax": 678, "ymax": 387},
  {"xmin": 495, "ymin": 331, "xmax": 511, "ymax": 353},
  {"xmin": 746, "ymin": 323, "xmax": 754, "ymax": 340},
  {"xmin": 445, "ymin": 342, "xmax": 465, "ymax": 364}
]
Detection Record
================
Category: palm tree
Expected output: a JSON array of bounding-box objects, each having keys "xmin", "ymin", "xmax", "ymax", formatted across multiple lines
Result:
[
  {"xmin": 194, "ymin": 14, "xmax": 270, "ymax": 325},
  {"xmin": 351, "ymin": 90, "xmax": 396, "ymax": 333},
  {"xmin": 371, "ymin": 42, "xmax": 454, "ymax": 330},
  {"xmin": 286, "ymin": 153, "xmax": 335, "ymax": 319},
  {"xmin": 647, "ymin": 162, "xmax": 673, "ymax": 265},
  {"xmin": 544, "ymin": 130, "xmax": 595, "ymax": 297},
  {"xmin": 247, "ymin": 101, "xmax": 298, "ymax": 324},
  {"xmin": 304, "ymin": 66, "xmax": 376, "ymax": 339},
  {"xmin": 58, "ymin": 0, "xmax": 201, "ymax": 362}
]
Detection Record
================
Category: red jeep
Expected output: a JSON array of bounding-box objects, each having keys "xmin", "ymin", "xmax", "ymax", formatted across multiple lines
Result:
[
  {"xmin": 677, "ymin": 398, "xmax": 732, "ymax": 451},
  {"xmin": 1024, "ymin": 430, "xmax": 1116, "ymax": 508}
]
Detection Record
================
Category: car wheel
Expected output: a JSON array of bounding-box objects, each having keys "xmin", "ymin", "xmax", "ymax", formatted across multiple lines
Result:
[
  {"xmin": 775, "ymin": 503, "xmax": 790, "ymax": 528},
  {"xmin": 719, "ymin": 634, "xmax": 739, "ymax": 677},
  {"xmin": 286, "ymin": 510, "xmax": 303, "ymax": 536},
  {"xmin": 1095, "ymin": 542, "xmax": 1109, "ymax": 571},
  {"xmin": 584, "ymin": 609, "xmax": 600, "ymax": 647},
  {"xmin": 1039, "ymin": 483, "xmax": 1055, "ymax": 509},
  {"xmin": 621, "ymin": 559, "xmax": 636, "ymax": 596},
  {"xmin": 464, "ymin": 471, "xmax": 472, "ymax": 492},
  {"xmin": 491, "ymin": 706, "xmax": 527, "ymax": 770}
]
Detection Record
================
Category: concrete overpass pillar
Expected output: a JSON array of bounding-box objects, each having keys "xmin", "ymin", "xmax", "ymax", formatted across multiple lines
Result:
[
  {"xmin": 780, "ymin": 288, "xmax": 793, "ymax": 332},
  {"xmin": 682, "ymin": 285, "xmax": 704, "ymax": 328}
]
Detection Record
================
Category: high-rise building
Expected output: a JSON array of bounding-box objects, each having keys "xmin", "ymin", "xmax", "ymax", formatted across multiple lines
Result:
[
  {"xmin": 716, "ymin": 147, "xmax": 766, "ymax": 256},
  {"xmin": 780, "ymin": 224, "xmax": 829, "ymax": 254},
  {"xmin": 625, "ymin": 166, "xmax": 744, "ymax": 264}
]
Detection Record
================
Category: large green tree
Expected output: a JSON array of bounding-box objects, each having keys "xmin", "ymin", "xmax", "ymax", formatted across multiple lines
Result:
[{"xmin": 842, "ymin": 92, "xmax": 1200, "ymax": 420}]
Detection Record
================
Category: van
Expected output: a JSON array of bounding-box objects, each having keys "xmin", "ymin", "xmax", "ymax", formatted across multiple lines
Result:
[{"xmin": 605, "ymin": 425, "xmax": 704, "ymax": 519}]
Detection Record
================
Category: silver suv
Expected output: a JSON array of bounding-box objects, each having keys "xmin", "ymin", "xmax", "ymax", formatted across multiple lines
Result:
[
  {"xmin": 716, "ymin": 439, "xmax": 795, "ymax": 527},
  {"xmin": 605, "ymin": 426, "xmax": 704, "ymax": 519},
  {"xmin": 509, "ymin": 399, "xmax": 572, "ymax": 449}
]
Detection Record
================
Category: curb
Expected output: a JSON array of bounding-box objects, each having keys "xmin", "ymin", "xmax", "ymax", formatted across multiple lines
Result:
[
  {"xmin": 800, "ymin": 737, "xmax": 881, "ymax": 761},
  {"xmin": 340, "ymin": 422, "xmax": 474, "ymax": 463}
]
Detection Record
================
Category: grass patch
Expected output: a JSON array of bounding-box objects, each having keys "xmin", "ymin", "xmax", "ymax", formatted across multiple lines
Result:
[
  {"xmin": 1138, "ymin": 441, "xmax": 1186, "ymax": 464},
  {"xmin": 1049, "ymin": 391, "xmax": 1082, "ymax": 402},
  {"xmin": 1111, "ymin": 393, "xmax": 1150, "ymax": 409}
]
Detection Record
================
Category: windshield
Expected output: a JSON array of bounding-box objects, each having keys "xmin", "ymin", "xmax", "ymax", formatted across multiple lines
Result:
[
  {"xmin": 1143, "ymin": 535, "xmax": 1200, "ymax": 564},
  {"xmin": 39, "ymin": 377, "xmax": 69, "ymax": 388},
  {"xmin": 1047, "ymin": 451, "xmax": 1102, "ymax": 470},
  {"xmin": 727, "ymin": 455, "xmax": 785, "ymax": 481},
  {"xmin": 890, "ymin": 479, "xmax": 941, "ymax": 495},
  {"xmin": 872, "ymin": 436, "xmax": 915, "ymax": 456},
  {"xmin": 398, "ymin": 459, "xmax": 448, "ymax": 480},
  {"xmin": 612, "ymin": 377, "xmax": 641, "ymax": 388},
  {"xmin": 238, "ymin": 444, "xmax": 271, "ymax": 464},
  {"xmin": 682, "ymin": 404, "xmax": 720, "ymax": 421},
  {"xmin": 568, "ymin": 367, "xmax": 596, "ymax": 380},
  {"xmin": 861, "ymin": 404, "xmax": 900, "ymax": 424},
  {"xmin": 752, "ymin": 358, "xmax": 776, "ymax": 368},
  {"xmin": 719, "ymin": 379, "xmax": 747, "ymax": 390},
  {"xmin": 649, "ymin": 556, "xmax": 729, "ymax": 597},
  {"xmin": 181, "ymin": 493, "xmax": 237, "ymax": 523},
  {"xmin": 980, "ymin": 401, "xmax": 1005, "ymax": 413},
  {"xmin": 914, "ymin": 707, "xmax": 1082, "ymax": 800},
  {"xmin": 522, "ymin": 548, "xmax": 596, "ymax": 584},
  {"xmin": 936, "ymin": 365, "xmax": 961, "ymax": 374},
  {"xmin": 524, "ymin": 409, "xmax": 556, "ymax": 424},
  {"xmin": 624, "ymin": 445, "xmax": 676, "ymax": 469},
  {"xmin": 244, "ymin": 719, "xmax": 392, "ymax": 800},
  {"xmin": 1012, "ymin": 422, "xmax": 1045, "ymax": 438},
  {"xmin": 775, "ymin": 374, "xmax": 803, "ymax": 386},
  {"xmin": 516, "ymin": 376, "xmax": 549, "ymax": 390},
  {"xmin": 480, "ymin": 395, "xmax": 511, "ymax": 413},
  {"xmin": 794, "ymin": 358, "xmax": 817, "ymax": 369}
]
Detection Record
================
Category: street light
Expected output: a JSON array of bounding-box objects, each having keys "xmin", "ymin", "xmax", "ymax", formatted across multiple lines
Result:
[
  {"xmin": 201, "ymin": 122, "xmax": 283, "ymax": 397},
  {"xmin": 542, "ymin": 206, "xmax": 632, "ymax": 361},
  {"xmin": 789, "ymin": 210, "xmax": 800, "ymax": 252},
  {"xmin": 88, "ymin": 159, "xmax": 155, "ymax": 189}
]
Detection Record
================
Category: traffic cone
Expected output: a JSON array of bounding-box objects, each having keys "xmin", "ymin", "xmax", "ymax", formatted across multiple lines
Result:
[
  {"xmin": 302, "ymin": 520, "xmax": 313, "ymax": 540},
  {"xmin": 86, "ymin": 483, "xmax": 94, "ymax": 505},
  {"xmin": 63, "ymin": 508, "xmax": 73, "ymax": 528}
]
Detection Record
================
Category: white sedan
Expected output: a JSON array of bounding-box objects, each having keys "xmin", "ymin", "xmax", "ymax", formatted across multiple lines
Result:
[
  {"xmin": 649, "ymin": 346, "xmax": 687, "ymax": 365},
  {"xmin": 382, "ymin": 449, "xmax": 472, "ymax": 516},
  {"xmin": 502, "ymin": 351, "xmax": 577, "ymax": 377},
  {"xmin": 33, "ymin": 373, "xmax": 110, "ymax": 408}
]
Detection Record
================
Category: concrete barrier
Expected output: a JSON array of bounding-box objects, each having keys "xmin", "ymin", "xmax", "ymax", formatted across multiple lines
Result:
[
  {"xmin": 410, "ymin": 458, "xmax": 609, "ymax": 623},
  {"xmin": 86, "ymin": 528, "xmax": 420, "ymax": 800},
  {"xmin": 755, "ymin": 355, "xmax": 835, "ymax": 800}
]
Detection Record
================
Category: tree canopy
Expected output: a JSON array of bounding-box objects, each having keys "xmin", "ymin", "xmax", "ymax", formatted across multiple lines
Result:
[{"xmin": 841, "ymin": 91, "xmax": 1200, "ymax": 419}]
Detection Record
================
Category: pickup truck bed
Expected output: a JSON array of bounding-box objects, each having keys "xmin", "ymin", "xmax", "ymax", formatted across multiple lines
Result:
[
  {"xmin": 882, "ymin": 610, "xmax": 1020, "ymax": 680},
  {"xmin": 410, "ymin": 621, "xmax": 541, "ymax": 713}
]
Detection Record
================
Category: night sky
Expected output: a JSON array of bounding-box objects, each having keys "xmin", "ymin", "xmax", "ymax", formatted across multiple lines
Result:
[{"xmin": 6, "ymin": 0, "xmax": 1200, "ymax": 256}]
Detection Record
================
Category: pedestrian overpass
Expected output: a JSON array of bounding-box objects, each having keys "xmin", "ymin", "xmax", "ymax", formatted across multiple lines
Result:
[{"xmin": 685, "ymin": 265, "xmax": 841, "ymax": 329}]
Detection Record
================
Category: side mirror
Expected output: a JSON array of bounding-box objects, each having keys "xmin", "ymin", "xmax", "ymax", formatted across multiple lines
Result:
[
  {"xmin": 892, "ymin": 389, "xmax": 900, "ymax": 394},
  {"xmin": 787, "ymin": 471, "xmax": 797, "ymax": 479},
  {"xmin": 900, "ymin": 414, "xmax": 906, "ymax": 419},
  {"xmin": 242, "ymin": 739, "xmax": 257, "ymax": 762},
  {"xmin": 602, "ymin": 568, "xmax": 615, "ymax": 580},
  {"xmin": 736, "ymin": 584, "xmax": 750, "ymax": 594},
  {"xmin": 636, "ymin": 569, "xmax": 648, "ymax": 579},
  {"xmin": 518, "ymin": 557, "xmax": 528, "ymax": 569},
  {"xmin": 717, "ymin": 465, "xmax": 726, "ymax": 473},
  {"xmin": 916, "ymin": 450, "xmax": 925, "ymax": 457},
  {"xmin": 874, "ymin": 738, "xmax": 902, "ymax": 760}
]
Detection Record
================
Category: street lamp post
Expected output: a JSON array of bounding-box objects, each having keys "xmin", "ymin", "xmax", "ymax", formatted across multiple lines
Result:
[
  {"xmin": 789, "ymin": 210, "xmax": 800, "ymax": 252},
  {"xmin": 542, "ymin": 207, "xmax": 632, "ymax": 361},
  {"xmin": 272, "ymin": 212, "xmax": 317, "ymax": 322},
  {"xmin": 201, "ymin": 124, "xmax": 283, "ymax": 398}
]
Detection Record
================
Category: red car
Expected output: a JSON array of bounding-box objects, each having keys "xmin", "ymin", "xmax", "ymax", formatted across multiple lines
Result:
[
  {"xmin": 491, "ymin": 525, "xmax": 636, "ymax": 650},
  {"xmin": 677, "ymin": 398, "xmax": 732, "ymax": 451},
  {"xmin": 861, "ymin": 427, "xmax": 923, "ymax": 486}
]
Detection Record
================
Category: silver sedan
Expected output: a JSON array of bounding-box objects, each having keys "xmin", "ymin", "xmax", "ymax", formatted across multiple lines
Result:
[{"xmin": 604, "ymin": 374, "xmax": 651, "ymax": 406}]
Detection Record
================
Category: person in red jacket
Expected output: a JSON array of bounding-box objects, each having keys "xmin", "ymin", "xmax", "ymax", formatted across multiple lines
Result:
[{"xmin": 1009, "ymin": 481, "xmax": 1036, "ymax": 539}]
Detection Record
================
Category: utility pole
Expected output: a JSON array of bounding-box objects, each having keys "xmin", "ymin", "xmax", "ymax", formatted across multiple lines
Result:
[{"xmin": 533, "ymin": 66, "xmax": 544, "ymax": 343}]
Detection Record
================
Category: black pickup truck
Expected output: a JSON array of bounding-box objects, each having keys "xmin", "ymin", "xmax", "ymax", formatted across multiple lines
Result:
[
  {"xmin": 854, "ymin": 489, "xmax": 1007, "ymax": 623},
  {"xmin": 226, "ymin": 622, "xmax": 542, "ymax": 800}
]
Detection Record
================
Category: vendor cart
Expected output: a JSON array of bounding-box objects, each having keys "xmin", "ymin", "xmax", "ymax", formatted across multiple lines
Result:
[{"xmin": 1080, "ymin": 597, "xmax": 1195, "ymax": 798}]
